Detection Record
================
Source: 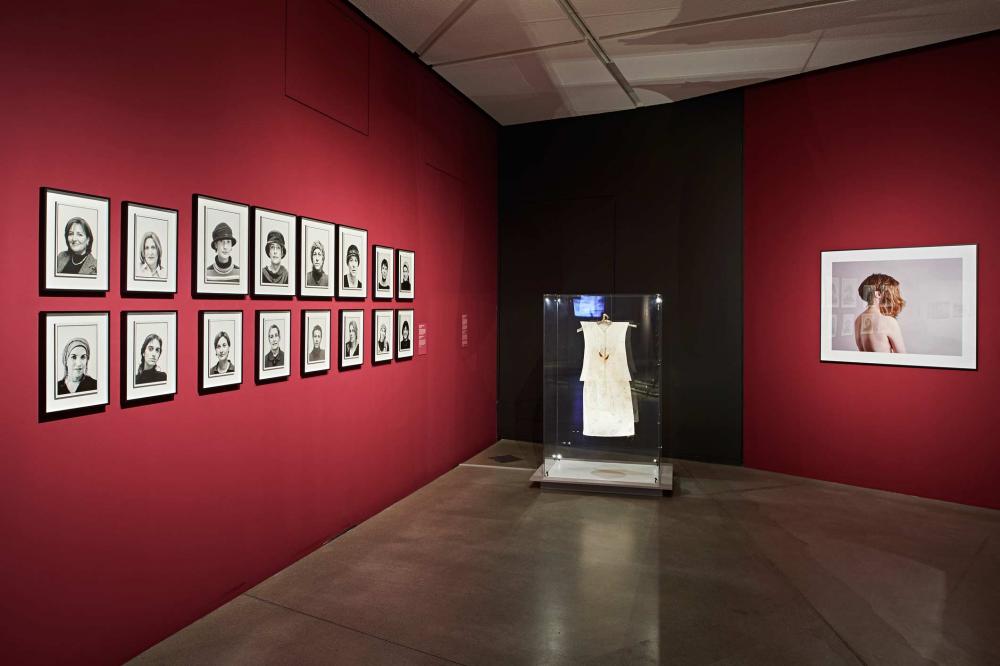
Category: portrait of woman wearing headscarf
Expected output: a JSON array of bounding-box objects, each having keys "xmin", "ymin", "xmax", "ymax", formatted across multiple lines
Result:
[
  {"xmin": 57, "ymin": 338, "xmax": 98, "ymax": 395},
  {"xmin": 56, "ymin": 217, "xmax": 98, "ymax": 276}
]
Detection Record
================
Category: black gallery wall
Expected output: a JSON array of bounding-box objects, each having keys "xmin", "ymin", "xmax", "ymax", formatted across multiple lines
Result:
[{"xmin": 498, "ymin": 91, "xmax": 744, "ymax": 464}]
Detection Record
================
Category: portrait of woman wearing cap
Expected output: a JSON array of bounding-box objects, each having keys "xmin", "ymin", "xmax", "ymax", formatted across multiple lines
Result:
[
  {"xmin": 206, "ymin": 221, "xmax": 240, "ymax": 283},
  {"xmin": 343, "ymin": 244, "xmax": 362, "ymax": 290},
  {"xmin": 306, "ymin": 240, "xmax": 328, "ymax": 287},
  {"xmin": 336, "ymin": 224, "xmax": 368, "ymax": 299},
  {"xmin": 261, "ymin": 230, "xmax": 288, "ymax": 284}
]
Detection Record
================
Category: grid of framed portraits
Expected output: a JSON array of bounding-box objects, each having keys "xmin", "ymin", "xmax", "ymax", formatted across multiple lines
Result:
[
  {"xmin": 396, "ymin": 309, "xmax": 414, "ymax": 360},
  {"xmin": 41, "ymin": 312, "xmax": 110, "ymax": 416},
  {"xmin": 820, "ymin": 244, "xmax": 977, "ymax": 370},
  {"xmin": 338, "ymin": 225, "xmax": 368, "ymax": 299},
  {"xmin": 39, "ymin": 185, "xmax": 418, "ymax": 417},
  {"xmin": 397, "ymin": 249, "xmax": 414, "ymax": 301},
  {"xmin": 339, "ymin": 309, "xmax": 364, "ymax": 369},
  {"xmin": 42, "ymin": 188, "xmax": 110, "ymax": 293},
  {"xmin": 300, "ymin": 217, "xmax": 336, "ymax": 298},
  {"xmin": 372, "ymin": 310, "xmax": 394, "ymax": 364},
  {"xmin": 123, "ymin": 311, "xmax": 178, "ymax": 403},
  {"xmin": 373, "ymin": 245, "xmax": 394, "ymax": 300},
  {"xmin": 253, "ymin": 207, "xmax": 297, "ymax": 297},
  {"xmin": 200, "ymin": 311, "xmax": 243, "ymax": 391},
  {"xmin": 123, "ymin": 202, "xmax": 178, "ymax": 295},
  {"xmin": 302, "ymin": 310, "xmax": 331, "ymax": 374},
  {"xmin": 257, "ymin": 310, "xmax": 291, "ymax": 382}
]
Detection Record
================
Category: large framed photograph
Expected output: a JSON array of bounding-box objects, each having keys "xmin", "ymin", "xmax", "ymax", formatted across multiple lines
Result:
[
  {"xmin": 123, "ymin": 311, "xmax": 177, "ymax": 404},
  {"xmin": 337, "ymin": 224, "xmax": 368, "ymax": 299},
  {"xmin": 302, "ymin": 309, "xmax": 331, "ymax": 375},
  {"xmin": 123, "ymin": 201, "xmax": 178, "ymax": 295},
  {"xmin": 252, "ymin": 207, "xmax": 296, "ymax": 297},
  {"xmin": 339, "ymin": 309, "xmax": 364, "ymax": 369},
  {"xmin": 373, "ymin": 245, "xmax": 394, "ymax": 300},
  {"xmin": 300, "ymin": 217, "xmax": 335, "ymax": 298},
  {"xmin": 40, "ymin": 311, "xmax": 110, "ymax": 417},
  {"xmin": 396, "ymin": 309, "xmax": 414, "ymax": 360},
  {"xmin": 820, "ymin": 244, "xmax": 977, "ymax": 369},
  {"xmin": 257, "ymin": 310, "xmax": 291, "ymax": 382},
  {"xmin": 397, "ymin": 249, "xmax": 414, "ymax": 301},
  {"xmin": 372, "ymin": 309, "xmax": 394, "ymax": 365},
  {"xmin": 199, "ymin": 310, "xmax": 243, "ymax": 391},
  {"xmin": 41, "ymin": 188, "xmax": 110, "ymax": 293},
  {"xmin": 194, "ymin": 194, "xmax": 249, "ymax": 296}
]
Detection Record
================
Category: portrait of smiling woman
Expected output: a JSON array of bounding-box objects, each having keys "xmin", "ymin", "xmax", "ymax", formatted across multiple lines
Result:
[
  {"xmin": 124, "ymin": 201, "xmax": 177, "ymax": 294},
  {"xmin": 137, "ymin": 231, "xmax": 165, "ymax": 280},
  {"xmin": 58, "ymin": 337, "xmax": 98, "ymax": 395},
  {"xmin": 56, "ymin": 217, "xmax": 98, "ymax": 276},
  {"xmin": 210, "ymin": 330, "xmax": 235, "ymax": 376},
  {"xmin": 200, "ymin": 311, "xmax": 243, "ymax": 391}
]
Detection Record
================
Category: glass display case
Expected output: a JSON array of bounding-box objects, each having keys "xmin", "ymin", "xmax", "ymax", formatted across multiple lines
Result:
[{"xmin": 532, "ymin": 293, "xmax": 669, "ymax": 494}]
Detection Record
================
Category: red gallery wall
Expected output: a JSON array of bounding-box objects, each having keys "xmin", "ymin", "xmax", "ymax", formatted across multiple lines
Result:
[
  {"xmin": 744, "ymin": 33, "xmax": 1000, "ymax": 509},
  {"xmin": 0, "ymin": 1, "xmax": 497, "ymax": 663}
]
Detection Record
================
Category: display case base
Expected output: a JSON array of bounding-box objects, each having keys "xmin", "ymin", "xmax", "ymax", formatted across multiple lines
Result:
[{"xmin": 530, "ymin": 460, "xmax": 673, "ymax": 496}]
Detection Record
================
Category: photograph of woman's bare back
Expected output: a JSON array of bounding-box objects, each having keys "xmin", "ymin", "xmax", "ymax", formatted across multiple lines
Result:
[{"xmin": 821, "ymin": 245, "xmax": 976, "ymax": 369}]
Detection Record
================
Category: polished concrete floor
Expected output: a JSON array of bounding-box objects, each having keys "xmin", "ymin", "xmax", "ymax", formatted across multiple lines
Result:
[{"xmin": 131, "ymin": 440, "xmax": 1000, "ymax": 665}]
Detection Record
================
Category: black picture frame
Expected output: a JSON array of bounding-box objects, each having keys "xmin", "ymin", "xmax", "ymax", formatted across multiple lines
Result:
[
  {"xmin": 121, "ymin": 200, "xmax": 178, "ymax": 297},
  {"xmin": 39, "ymin": 311, "xmax": 111, "ymax": 421},
  {"xmin": 372, "ymin": 244, "xmax": 394, "ymax": 301},
  {"xmin": 256, "ymin": 309, "xmax": 292, "ymax": 383},
  {"xmin": 301, "ymin": 309, "xmax": 332, "ymax": 376},
  {"xmin": 251, "ymin": 206, "xmax": 298, "ymax": 299},
  {"xmin": 40, "ymin": 187, "xmax": 111, "ymax": 295},
  {"xmin": 336, "ymin": 224, "xmax": 368, "ymax": 300},
  {"xmin": 192, "ymin": 193, "xmax": 249, "ymax": 298},
  {"xmin": 299, "ymin": 216, "xmax": 336, "ymax": 299},
  {"xmin": 121, "ymin": 310, "xmax": 178, "ymax": 407},
  {"xmin": 198, "ymin": 310, "xmax": 243, "ymax": 394},
  {"xmin": 396, "ymin": 248, "xmax": 414, "ymax": 301},
  {"xmin": 371, "ymin": 309, "xmax": 394, "ymax": 365},
  {"xmin": 339, "ymin": 309, "xmax": 364, "ymax": 370},
  {"xmin": 396, "ymin": 308, "xmax": 414, "ymax": 361}
]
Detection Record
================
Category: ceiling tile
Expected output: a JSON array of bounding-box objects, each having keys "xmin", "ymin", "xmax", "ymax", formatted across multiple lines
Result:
[
  {"xmin": 350, "ymin": 0, "xmax": 465, "ymax": 52},
  {"xmin": 805, "ymin": 0, "xmax": 1000, "ymax": 70},
  {"xmin": 574, "ymin": 0, "xmax": 808, "ymax": 36},
  {"xmin": 434, "ymin": 42, "xmax": 633, "ymax": 124},
  {"xmin": 423, "ymin": 0, "xmax": 582, "ymax": 65}
]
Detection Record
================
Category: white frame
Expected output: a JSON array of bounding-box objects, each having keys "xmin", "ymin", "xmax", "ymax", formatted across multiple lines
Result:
[
  {"xmin": 820, "ymin": 244, "xmax": 977, "ymax": 369},
  {"xmin": 257, "ymin": 310, "xmax": 291, "ymax": 382},
  {"xmin": 397, "ymin": 249, "xmax": 414, "ymax": 301},
  {"xmin": 253, "ymin": 207, "xmax": 297, "ymax": 297},
  {"xmin": 43, "ymin": 311, "xmax": 110, "ymax": 415},
  {"xmin": 124, "ymin": 202, "xmax": 178, "ymax": 294},
  {"xmin": 194, "ymin": 194, "xmax": 249, "ymax": 296},
  {"xmin": 43, "ymin": 188, "xmax": 110, "ymax": 292},
  {"xmin": 339, "ymin": 309, "xmax": 364, "ymax": 369},
  {"xmin": 372, "ymin": 309, "xmax": 394, "ymax": 364},
  {"xmin": 302, "ymin": 309, "xmax": 331, "ymax": 374},
  {"xmin": 200, "ymin": 311, "xmax": 243, "ymax": 390},
  {"xmin": 373, "ymin": 245, "xmax": 394, "ymax": 300},
  {"xmin": 337, "ymin": 224, "xmax": 368, "ymax": 299},
  {"xmin": 299, "ymin": 217, "xmax": 336, "ymax": 298},
  {"xmin": 396, "ymin": 309, "xmax": 414, "ymax": 360},
  {"xmin": 124, "ymin": 311, "xmax": 178, "ymax": 403}
]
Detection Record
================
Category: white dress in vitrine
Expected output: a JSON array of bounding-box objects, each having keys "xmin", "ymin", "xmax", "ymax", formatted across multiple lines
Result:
[{"xmin": 579, "ymin": 321, "xmax": 634, "ymax": 437}]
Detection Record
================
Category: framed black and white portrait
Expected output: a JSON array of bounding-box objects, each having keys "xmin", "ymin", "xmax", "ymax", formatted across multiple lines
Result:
[
  {"xmin": 252, "ymin": 207, "xmax": 296, "ymax": 297},
  {"xmin": 302, "ymin": 309, "xmax": 331, "ymax": 375},
  {"xmin": 257, "ymin": 310, "xmax": 291, "ymax": 382},
  {"xmin": 199, "ymin": 310, "xmax": 243, "ymax": 391},
  {"xmin": 337, "ymin": 225, "xmax": 368, "ymax": 300},
  {"xmin": 123, "ymin": 201, "xmax": 177, "ymax": 295},
  {"xmin": 42, "ymin": 188, "xmax": 110, "ymax": 293},
  {"xmin": 372, "ymin": 309, "xmax": 394, "ymax": 365},
  {"xmin": 123, "ymin": 311, "xmax": 177, "ymax": 403},
  {"xmin": 373, "ymin": 245, "xmax": 394, "ymax": 300},
  {"xmin": 397, "ymin": 249, "xmax": 414, "ymax": 301},
  {"xmin": 194, "ymin": 194, "xmax": 249, "ymax": 296},
  {"xmin": 299, "ymin": 217, "xmax": 335, "ymax": 298},
  {"xmin": 339, "ymin": 309, "xmax": 364, "ymax": 369},
  {"xmin": 41, "ymin": 311, "xmax": 109, "ymax": 416},
  {"xmin": 396, "ymin": 309, "xmax": 414, "ymax": 360}
]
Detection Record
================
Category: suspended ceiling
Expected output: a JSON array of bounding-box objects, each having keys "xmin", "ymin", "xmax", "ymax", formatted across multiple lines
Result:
[{"xmin": 349, "ymin": 0, "xmax": 1000, "ymax": 125}]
